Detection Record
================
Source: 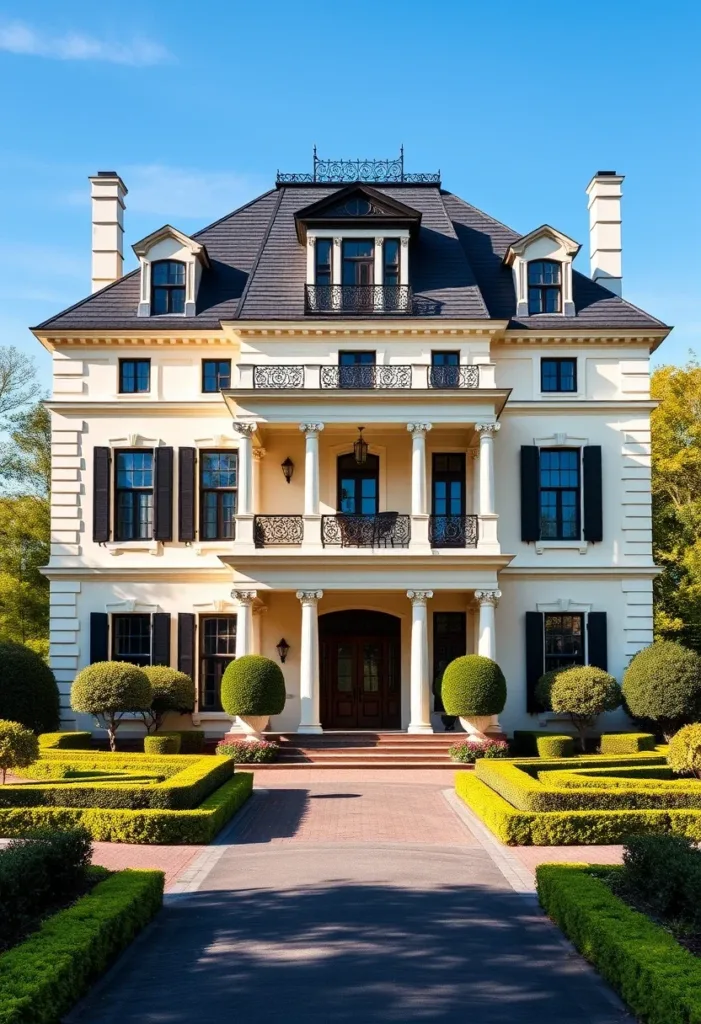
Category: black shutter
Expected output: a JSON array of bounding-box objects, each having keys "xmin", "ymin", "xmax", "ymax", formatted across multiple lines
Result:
[
  {"xmin": 583, "ymin": 445, "xmax": 603, "ymax": 542},
  {"xmin": 178, "ymin": 447, "xmax": 196, "ymax": 542},
  {"xmin": 154, "ymin": 447, "xmax": 174, "ymax": 542},
  {"xmin": 152, "ymin": 613, "xmax": 171, "ymax": 667},
  {"xmin": 90, "ymin": 612, "xmax": 109, "ymax": 664},
  {"xmin": 93, "ymin": 447, "xmax": 111, "ymax": 543},
  {"xmin": 178, "ymin": 613, "xmax": 196, "ymax": 679},
  {"xmin": 525, "ymin": 611, "xmax": 545, "ymax": 713},
  {"xmin": 587, "ymin": 612, "xmax": 608, "ymax": 671},
  {"xmin": 520, "ymin": 446, "xmax": 540, "ymax": 542}
]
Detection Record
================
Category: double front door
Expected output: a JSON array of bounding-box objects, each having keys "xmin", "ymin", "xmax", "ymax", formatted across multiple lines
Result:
[{"xmin": 321, "ymin": 625, "xmax": 401, "ymax": 730}]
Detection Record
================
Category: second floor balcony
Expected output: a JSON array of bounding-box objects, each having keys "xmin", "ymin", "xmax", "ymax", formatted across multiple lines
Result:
[{"xmin": 244, "ymin": 362, "xmax": 490, "ymax": 391}]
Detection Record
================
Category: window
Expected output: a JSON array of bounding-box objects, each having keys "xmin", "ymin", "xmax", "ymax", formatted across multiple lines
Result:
[
  {"xmin": 544, "ymin": 613, "xmax": 584, "ymax": 673},
  {"xmin": 151, "ymin": 260, "xmax": 186, "ymax": 315},
  {"xmin": 112, "ymin": 614, "xmax": 151, "ymax": 667},
  {"xmin": 315, "ymin": 239, "xmax": 332, "ymax": 286},
  {"xmin": 541, "ymin": 358, "xmax": 576, "ymax": 393},
  {"xmin": 539, "ymin": 449, "xmax": 580, "ymax": 540},
  {"xmin": 115, "ymin": 450, "xmax": 154, "ymax": 541},
  {"xmin": 200, "ymin": 451, "xmax": 237, "ymax": 540},
  {"xmin": 338, "ymin": 350, "xmax": 376, "ymax": 388},
  {"xmin": 342, "ymin": 240, "xmax": 374, "ymax": 286},
  {"xmin": 200, "ymin": 616, "xmax": 237, "ymax": 711},
  {"xmin": 119, "ymin": 359, "xmax": 150, "ymax": 394},
  {"xmin": 383, "ymin": 239, "xmax": 400, "ymax": 286},
  {"xmin": 528, "ymin": 260, "xmax": 562, "ymax": 314},
  {"xmin": 337, "ymin": 451, "xmax": 379, "ymax": 514},
  {"xmin": 430, "ymin": 351, "xmax": 459, "ymax": 388},
  {"xmin": 202, "ymin": 359, "xmax": 231, "ymax": 393}
]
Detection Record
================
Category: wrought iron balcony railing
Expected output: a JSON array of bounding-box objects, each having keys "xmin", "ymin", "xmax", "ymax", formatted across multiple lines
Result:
[
  {"xmin": 305, "ymin": 284, "xmax": 412, "ymax": 316},
  {"xmin": 428, "ymin": 365, "xmax": 480, "ymax": 389},
  {"xmin": 321, "ymin": 513, "xmax": 411, "ymax": 548},
  {"xmin": 429, "ymin": 515, "xmax": 479, "ymax": 548},
  {"xmin": 253, "ymin": 365, "xmax": 304, "ymax": 389},
  {"xmin": 254, "ymin": 515, "xmax": 304, "ymax": 548},
  {"xmin": 320, "ymin": 364, "xmax": 412, "ymax": 389}
]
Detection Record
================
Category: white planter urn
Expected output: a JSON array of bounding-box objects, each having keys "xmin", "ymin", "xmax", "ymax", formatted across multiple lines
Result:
[
  {"xmin": 459, "ymin": 715, "xmax": 500, "ymax": 741},
  {"xmin": 236, "ymin": 715, "xmax": 269, "ymax": 741}
]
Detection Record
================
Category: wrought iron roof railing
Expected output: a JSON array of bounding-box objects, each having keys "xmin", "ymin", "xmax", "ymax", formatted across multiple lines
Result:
[{"xmin": 277, "ymin": 147, "xmax": 440, "ymax": 185}]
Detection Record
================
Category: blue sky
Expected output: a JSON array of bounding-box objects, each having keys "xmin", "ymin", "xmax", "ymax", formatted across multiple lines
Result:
[{"xmin": 1, "ymin": 0, "xmax": 698, "ymax": 390}]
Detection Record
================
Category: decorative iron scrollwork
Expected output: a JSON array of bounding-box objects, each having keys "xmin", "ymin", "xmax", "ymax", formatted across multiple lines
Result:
[
  {"xmin": 305, "ymin": 284, "xmax": 412, "ymax": 316},
  {"xmin": 320, "ymin": 364, "xmax": 412, "ymax": 389},
  {"xmin": 321, "ymin": 513, "xmax": 411, "ymax": 548},
  {"xmin": 427, "ymin": 365, "xmax": 480, "ymax": 389},
  {"xmin": 254, "ymin": 516, "xmax": 304, "ymax": 547},
  {"xmin": 253, "ymin": 365, "xmax": 304, "ymax": 389},
  {"xmin": 429, "ymin": 515, "xmax": 479, "ymax": 548},
  {"xmin": 277, "ymin": 148, "xmax": 441, "ymax": 185}
]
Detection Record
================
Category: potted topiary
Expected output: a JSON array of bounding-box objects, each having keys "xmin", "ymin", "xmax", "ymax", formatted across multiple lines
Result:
[
  {"xmin": 622, "ymin": 640, "xmax": 701, "ymax": 740},
  {"xmin": 0, "ymin": 720, "xmax": 39, "ymax": 783},
  {"xmin": 70, "ymin": 661, "xmax": 152, "ymax": 751},
  {"xmin": 220, "ymin": 655, "xmax": 286, "ymax": 741},
  {"xmin": 536, "ymin": 665, "xmax": 622, "ymax": 752},
  {"xmin": 140, "ymin": 667, "xmax": 196, "ymax": 734},
  {"xmin": 440, "ymin": 655, "xmax": 507, "ymax": 740},
  {"xmin": 0, "ymin": 640, "xmax": 60, "ymax": 734}
]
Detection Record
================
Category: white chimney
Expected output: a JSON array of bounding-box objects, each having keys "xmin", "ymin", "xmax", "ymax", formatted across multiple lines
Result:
[
  {"xmin": 89, "ymin": 171, "xmax": 127, "ymax": 293},
  {"xmin": 586, "ymin": 171, "xmax": 624, "ymax": 296}
]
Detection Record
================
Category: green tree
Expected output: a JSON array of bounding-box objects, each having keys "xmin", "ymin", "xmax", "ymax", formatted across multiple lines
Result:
[{"xmin": 0, "ymin": 402, "xmax": 51, "ymax": 496}]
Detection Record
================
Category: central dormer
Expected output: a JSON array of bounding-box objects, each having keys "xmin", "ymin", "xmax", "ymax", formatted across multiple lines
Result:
[{"xmin": 294, "ymin": 184, "xmax": 421, "ymax": 314}]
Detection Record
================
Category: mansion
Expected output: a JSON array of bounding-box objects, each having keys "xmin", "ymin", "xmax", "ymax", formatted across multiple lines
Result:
[{"xmin": 34, "ymin": 153, "xmax": 668, "ymax": 738}]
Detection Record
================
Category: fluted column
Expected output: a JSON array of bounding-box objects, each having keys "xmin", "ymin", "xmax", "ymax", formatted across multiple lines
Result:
[
  {"xmin": 299, "ymin": 423, "xmax": 324, "ymax": 516},
  {"xmin": 232, "ymin": 589, "xmax": 257, "ymax": 659},
  {"xmin": 475, "ymin": 589, "xmax": 502, "ymax": 735},
  {"xmin": 297, "ymin": 590, "xmax": 323, "ymax": 733},
  {"xmin": 407, "ymin": 590, "xmax": 433, "ymax": 733}
]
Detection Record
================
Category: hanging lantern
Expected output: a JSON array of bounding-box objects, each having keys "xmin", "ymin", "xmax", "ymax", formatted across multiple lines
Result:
[
  {"xmin": 353, "ymin": 426, "xmax": 368, "ymax": 465},
  {"xmin": 276, "ymin": 637, "xmax": 290, "ymax": 663},
  {"xmin": 281, "ymin": 457, "xmax": 294, "ymax": 484}
]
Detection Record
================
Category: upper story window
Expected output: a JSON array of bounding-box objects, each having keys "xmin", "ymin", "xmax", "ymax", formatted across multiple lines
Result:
[
  {"xmin": 151, "ymin": 260, "xmax": 186, "ymax": 315},
  {"xmin": 202, "ymin": 359, "xmax": 231, "ymax": 393},
  {"xmin": 430, "ymin": 351, "xmax": 459, "ymax": 388},
  {"xmin": 383, "ymin": 239, "xmax": 400, "ymax": 286},
  {"xmin": 544, "ymin": 613, "xmax": 584, "ymax": 673},
  {"xmin": 115, "ymin": 450, "xmax": 154, "ymax": 541},
  {"xmin": 112, "ymin": 614, "xmax": 151, "ymax": 667},
  {"xmin": 200, "ymin": 452, "xmax": 238, "ymax": 540},
  {"xmin": 539, "ymin": 448, "xmax": 580, "ymax": 540},
  {"xmin": 315, "ymin": 239, "xmax": 332, "ymax": 286},
  {"xmin": 338, "ymin": 350, "xmax": 375, "ymax": 388},
  {"xmin": 528, "ymin": 260, "xmax": 562, "ymax": 314},
  {"xmin": 342, "ymin": 240, "xmax": 374, "ymax": 286},
  {"xmin": 119, "ymin": 359, "xmax": 150, "ymax": 394},
  {"xmin": 541, "ymin": 357, "xmax": 576, "ymax": 393}
]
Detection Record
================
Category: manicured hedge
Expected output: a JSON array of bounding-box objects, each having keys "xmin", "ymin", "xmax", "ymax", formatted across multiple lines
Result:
[
  {"xmin": 0, "ymin": 868, "xmax": 163, "ymax": 1024},
  {"xmin": 38, "ymin": 732, "xmax": 92, "ymax": 750},
  {"xmin": 16, "ymin": 750, "xmax": 203, "ymax": 781},
  {"xmin": 512, "ymin": 730, "xmax": 577, "ymax": 757},
  {"xmin": 173, "ymin": 730, "xmax": 206, "ymax": 754},
  {"xmin": 536, "ymin": 864, "xmax": 701, "ymax": 1024},
  {"xmin": 600, "ymin": 732, "xmax": 656, "ymax": 754},
  {"xmin": 536, "ymin": 735, "xmax": 574, "ymax": 759},
  {"xmin": 144, "ymin": 734, "xmax": 181, "ymax": 755},
  {"xmin": 0, "ymin": 772, "xmax": 253, "ymax": 845},
  {"xmin": 546, "ymin": 766, "xmax": 686, "ymax": 789}
]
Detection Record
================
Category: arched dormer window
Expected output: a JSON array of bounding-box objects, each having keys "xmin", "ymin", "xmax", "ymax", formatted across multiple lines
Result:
[
  {"xmin": 151, "ymin": 260, "xmax": 186, "ymax": 315},
  {"xmin": 528, "ymin": 260, "xmax": 562, "ymax": 314}
]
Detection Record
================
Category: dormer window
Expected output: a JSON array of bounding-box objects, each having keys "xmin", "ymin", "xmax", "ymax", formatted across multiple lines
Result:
[
  {"xmin": 528, "ymin": 261, "xmax": 562, "ymax": 314},
  {"xmin": 384, "ymin": 239, "xmax": 400, "ymax": 286},
  {"xmin": 152, "ymin": 260, "xmax": 186, "ymax": 315},
  {"xmin": 315, "ymin": 239, "xmax": 332, "ymax": 286}
]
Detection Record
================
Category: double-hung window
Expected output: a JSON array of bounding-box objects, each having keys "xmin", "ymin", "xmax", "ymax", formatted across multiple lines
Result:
[
  {"xmin": 152, "ymin": 260, "xmax": 186, "ymax": 315},
  {"xmin": 112, "ymin": 614, "xmax": 151, "ymax": 666},
  {"xmin": 539, "ymin": 449, "xmax": 580, "ymax": 540},
  {"xmin": 541, "ymin": 358, "xmax": 576, "ymax": 393},
  {"xmin": 119, "ymin": 359, "xmax": 150, "ymax": 394},
  {"xmin": 200, "ymin": 451, "xmax": 237, "ymax": 540},
  {"xmin": 202, "ymin": 359, "xmax": 231, "ymax": 393},
  {"xmin": 115, "ymin": 450, "xmax": 154, "ymax": 541},
  {"xmin": 544, "ymin": 613, "xmax": 584, "ymax": 673},
  {"xmin": 200, "ymin": 616, "xmax": 237, "ymax": 711},
  {"xmin": 528, "ymin": 260, "xmax": 562, "ymax": 314}
]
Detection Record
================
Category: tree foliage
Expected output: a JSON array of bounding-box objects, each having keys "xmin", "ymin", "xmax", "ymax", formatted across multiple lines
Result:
[{"xmin": 0, "ymin": 347, "xmax": 37, "ymax": 419}]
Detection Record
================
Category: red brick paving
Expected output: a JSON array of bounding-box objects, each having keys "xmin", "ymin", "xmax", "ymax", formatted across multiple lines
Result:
[
  {"xmin": 91, "ymin": 842, "xmax": 204, "ymax": 888},
  {"xmin": 512, "ymin": 844, "xmax": 624, "ymax": 872}
]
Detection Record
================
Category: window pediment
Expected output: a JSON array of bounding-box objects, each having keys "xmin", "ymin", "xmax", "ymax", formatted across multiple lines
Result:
[
  {"xmin": 504, "ymin": 225, "xmax": 579, "ymax": 319},
  {"xmin": 133, "ymin": 224, "xmax": 209, "ymax": 319},
  {"xmin": 295, "ymin": 185, "xmax": 421, "ymax": 242}
]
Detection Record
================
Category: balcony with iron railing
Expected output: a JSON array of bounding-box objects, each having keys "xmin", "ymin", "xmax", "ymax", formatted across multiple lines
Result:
[
  {"xmin": 245, "ymin": 512, "xmax": 485, "ymax": 551},
  {"xmin": 321, "ymin": 513, "xmax": 411, "ymax": 548},
  {"xmin": 305, "ymin": 284, "xmax": 414, "ymax": 316},
  {"xmin": 245, "ymin": 363, "xmax": 489, "ymax": 390},
  {"xmin": 428, "ymin": 515, "xmax": 479, "ymax": 549}
]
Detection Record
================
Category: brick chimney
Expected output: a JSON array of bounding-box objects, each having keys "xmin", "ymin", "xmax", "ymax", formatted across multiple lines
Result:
[
  {"xmin": 586, "ymin": 171, "xmax": 624, "ymax": 296},
  {"xmin": 89, "ymin": 171, "xmax": 127, "ymax": 293}
]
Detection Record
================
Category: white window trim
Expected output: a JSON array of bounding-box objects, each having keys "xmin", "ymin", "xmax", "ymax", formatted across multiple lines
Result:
[
  {"xmin": 533, "ymin": 435, "xmax": 589, "ymax": 554},
  {"xmin": 189, "ymin": 439, "xmax": 240, "ymax": 552},
  {"xmin": 535, "ymin": 354, "xmax": 583, "ymax": 399},
  {"xmin": 534, "ymin": 601, "xmax": 593, "ymax": 725},
  {"xmin": 105, "ymin": 437, "xmax": 162, "ymax": 554}
]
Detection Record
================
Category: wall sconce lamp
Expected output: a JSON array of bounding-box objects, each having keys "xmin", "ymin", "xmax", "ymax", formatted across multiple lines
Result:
[
  {"xmin": 353, "ymin": 426, "xmax": 368, "ymax": 465},
  {"xmin": 276, "ymin": 638, "xmax": 290, "ymax": 664},
  {"xmin": 281, "ymin": 457, "xmax": 294, "ymax": 484}
]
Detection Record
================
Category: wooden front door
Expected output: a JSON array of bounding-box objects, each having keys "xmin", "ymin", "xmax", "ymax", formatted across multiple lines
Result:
[{"xmin": 320, "ymin": 611, "xmax": 401, "ymax": 729}]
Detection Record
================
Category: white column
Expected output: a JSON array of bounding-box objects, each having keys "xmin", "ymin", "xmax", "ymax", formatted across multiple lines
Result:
[
  {"xmin": 332, "ymin": 237, "xmax": 342, "ymax": 311},
  {"xmin": 297, "ymin": 590, "xmax": 323, "ymax": 734},
  {"xmin": 232, "ymin": 589, "xmax": 257, "ymax": 659},
  {"xmin": 306, "ymin": 236, "xmax": 316, "ymax": 284},
  {"xmin": 407, "ymin": 590, "xmax": 433, "ymax": 734},
  {"xmin": 474, "ymin": 423, "xmax": 500, "ymax": 551},
  {"xmin": 407, "ymin": 423, "xmax": 431, "ymax": 515},
  {"xmin": 252, "ymin": 447, "xmax": 266, "ymax": 513},
  {"xmin": 233, "ymin": 422, "xmax": 255, "ymax": 515},
  {"xmin": 475, "ymin": 589, "xmax": 502, "ymax": 735},
  {"xmin": 299, "ymin": 423, "xmax": 324, "ymax": 516}
]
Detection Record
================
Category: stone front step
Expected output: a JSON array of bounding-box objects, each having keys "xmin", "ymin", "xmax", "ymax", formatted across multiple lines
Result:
[{"xmin": 246, "ymin": 760, "xmax": 472, "ymax": 771}]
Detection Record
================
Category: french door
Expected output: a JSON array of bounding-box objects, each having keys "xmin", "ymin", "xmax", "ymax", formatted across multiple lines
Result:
[
  {"xmin": 431, "ymin": 453, "xmax": 466, "ymax": 547},
  {"xmin": 322, "ymin": 635, "xmax": 401, "ymax": 729}
]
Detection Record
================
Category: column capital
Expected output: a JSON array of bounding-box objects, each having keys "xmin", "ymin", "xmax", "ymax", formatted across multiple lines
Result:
[
  {"xmin": 407, "ymin": 589, "xmax": 433, "ymax": 605},
  {"xmin": 296, "ymin": 589, "xmax": 323, "ymax": 604},
  {"xmin": 407, "ymin": 422, "xmax": 432, "ymax": 437},
  {"xmin": 232, "ymin": 421, "xmax": 257, "ymax": 438},
  {"xmin": 307, "ymin": 235, "xmax": 316, "ymax": 248},
  {"xmin": 252, "ymin": 447, "xmax": 266, "ymax": 461},
  {"xmin": 374, "ymin": 236, "xmax": 384, "ymax": 247},
  {"xmin": 475, "ymin": 589, "xmax": 501, "ymax": 607},
  {"xmin": 231, "ymin": 589, "xmax": 258, "ymax": 605},
  {"xmin": 299, "ymin": 422, "xmax": 325, "ymax": 436},
  {"xmin": 401, "ymin": 236, "xmax": 409, "ymax": 249},
  {"xmin": 333, "ymin": 237, "xmax": 342, "ymax": 248},
  {"xmin": 475, "ymin": 422, "xmax": 501, "ymax": 436}
]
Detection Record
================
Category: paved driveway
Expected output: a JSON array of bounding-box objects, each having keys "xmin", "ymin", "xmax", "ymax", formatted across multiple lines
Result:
[{"xmin": 66, "ymin": 775, "xmax": 628, "ymax": 1024}]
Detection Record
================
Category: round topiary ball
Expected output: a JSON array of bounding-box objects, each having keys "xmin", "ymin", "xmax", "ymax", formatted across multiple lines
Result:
[
  {"xmin": 220, "ymin": 655, "xmax": 286, "ymax": 717},
  {"xmin": 623, "ymin": 641, "xmax": 701, "ymax": 738},
  {"xmin": 0, "ymin": 719, "xmax": 40, "ymax": 782},
  {"xmin": 534, "ymin": 669, "xmax": 562, "ymax": 712},
  {"xmin": 441, "ymin": 655, "xmax": 506, "ymax": 717},
  {"xmin": 0, "ymin": 641, "xmax": 60, "ymax": 734},
  {"xmin": 142, "ymin": 667, "xmax": 195, "ymax": 714},
  {"xmin": 667, "ymin": 723, "xmax": 701, "ymax": 779},
  {"xmin": 549, "ymin": 666, "xmax": 622, "ymax": 719},
  {"xmin": 71, "ymin": 661, "xmax": 152, "ymax": 716}
]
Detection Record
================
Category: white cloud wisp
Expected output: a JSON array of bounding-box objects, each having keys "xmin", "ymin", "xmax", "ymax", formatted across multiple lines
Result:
[{"xmin": 0, "ymin": 20, "xmax": 171, "ymax": 66}]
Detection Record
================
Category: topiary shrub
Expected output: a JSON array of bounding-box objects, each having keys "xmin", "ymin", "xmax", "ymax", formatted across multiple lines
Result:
[
  {"xmin": 622, "ymin": 640, "xmax": 701, "ymax": 740},
  {"xmin": 534, "ymin": 670, "xmax": 562, "ymax": 713},
  {"xmin": 220, "ymin": 655, "xmax": 286, "ymax": 717},
  {"xmin": 441, "ymin": 655, "xmax": 507, "ymax": 717},
  {"xmin": 667, "ymin": 723, "xmax": 701, "ymax": 779},
  {"xmin": 0, "ymin": 641, "xmax": 60, "ymax": 734},
  {"xmin": 600, "ymin": 732, "xmax": 657, "ymax": 755},
  {"xmin": 143, "ymin": 733, "xmax": 181, "ymax": 755},
  {"xmin": 38, "ymin": 732, "xmax": 92, "ymax": 750},
  {"xmin": 537, "ymin": 665, "xmax": 622, "ymax": 751},
  {"xmin": 173, "ymin": 730, "xmax": 205, "ymax": 754},
  {"xmin": 140, "ymin": 667, "xmax": 195, "ymax": 734},
  {"xmin": 71, "ymin": 662, "xmax": 152, "ymax": 752},
  {"xmin": 536, "ymin": 735, "xmax": 575, "ymax": 759},
  {"xmin": 0, "ymin": 720, "xmax": 39, "ymax": 783}
]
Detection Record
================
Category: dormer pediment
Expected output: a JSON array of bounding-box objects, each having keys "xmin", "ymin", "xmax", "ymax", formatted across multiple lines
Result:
[
  {"xmin": 503, "ymin": 224, "xmax": 580, "ymax": 267},
  {"xmin": 295, "ymin": 184, "xmax": 421, "ymax": 243},
  {"xmin": 132, "ymin": 224, "xmax": 210, "ymax": 267},
  {"xmin": 133, "ymin": 225, "xmax": 210, "ymax": 318}
]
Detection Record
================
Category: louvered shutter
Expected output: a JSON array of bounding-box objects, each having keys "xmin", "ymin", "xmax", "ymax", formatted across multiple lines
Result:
[
  {"xmin": 520, "ymin": 446, "xmax": 541, "ymax": 542},
  {"xmin": 154, "ymin": 447, "xmax": 174, "ymax": 542},
  {"xmin": 178, "ymin": 447, "xmax": 196, "ymax": 542},
  {"xmin": 583, "ymin": 446, "xmax": 603, "ymax": 542},
  {"xmin": 525, "ymin": 611, "xmax": 545, "ymax": 713},
  {"xmin": 93, "ymin": 447, "xmax": 111, "ymax": 543},
  {"xmin": 90, "ymin": 612, "xmax": 109, "ymax": 663},
  {"xmin": 178, "ymin": 613, "xmax": 196, "ymax": 680},
  {"xmin": 587, "ymin": 612, "xmax": 608, "ymax": 671},
  {"xmin": 152, "ymin": 613, "xmax": 171, "ymax": 667}
]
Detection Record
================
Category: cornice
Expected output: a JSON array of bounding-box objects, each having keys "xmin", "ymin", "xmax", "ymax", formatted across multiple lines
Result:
[
  {"xmin": 500, "ymin": 565, "xmax": 661, "ymax": 579},
  {"xmin": 217, "ymin": 551, "xmax": 515, "ymax": 572},
  {"xmin": 498, "ymin": 327, "xmax": 669, "ymax": 350},
  {"xmin": 41, "ymin": 566, "xmax": 232, "ymax": 582},
  {"xmin": 503, "ymin": 400, "xmax": 658, "ymax": 413},
  {"xmin": 32, "ymin": 330, "xmax": 231, "ymax": 353},
  {"xmin": 45, "ymin": 400, "xmax": 227, "ymax": 417},
  {"xmin": 222, "ymin": 320, "xmax": 509, "ymax": 339}
]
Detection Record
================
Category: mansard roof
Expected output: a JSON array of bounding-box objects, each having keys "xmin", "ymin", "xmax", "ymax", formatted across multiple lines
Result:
[{"xmin": 35, "ymin": 179, "xmax": 667, "ymax": 333}]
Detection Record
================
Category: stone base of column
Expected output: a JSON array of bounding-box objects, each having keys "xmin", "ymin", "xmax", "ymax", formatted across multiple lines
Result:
[
  {"xmin": 301, "ymin": 514, "xmax": 323, "ymax": 550},
  {"xmin": 297, "ymin": 724, "xmax": 323, "ymax": 735},
  {"xmin": 408, "ymin": 723, "xmax": 434, "ymax": 734},
  {"xmin": 234, "ymin": 514, "xmax": 255, "ymax": 547},
  {"xmin": 476, "ymin": 514, "xmax": 500, "ymax": 552},
  {"xmin": 409, "ymin": 514, "xmax": 431, "ymax": 551}
]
